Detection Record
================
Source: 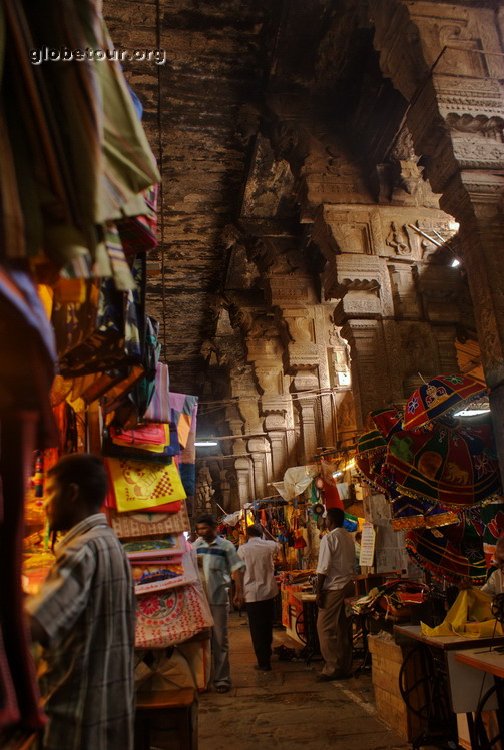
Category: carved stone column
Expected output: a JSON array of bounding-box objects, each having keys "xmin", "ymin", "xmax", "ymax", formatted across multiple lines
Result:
[
  {"xmin": 370, "ymin": 0, "xmax": 504, "ymax": 480},
  {"xmin": 234, "ymin": 456, "xmax": 253, "ymax": 506},
  {"xmin": 293, "ymin": 373, "xmax": 319, "ymax": 463}
]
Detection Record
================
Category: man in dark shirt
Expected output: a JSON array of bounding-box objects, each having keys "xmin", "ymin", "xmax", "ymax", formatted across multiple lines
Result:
[{"xmin": 26, "ymin": 454, "xmax": 135, "ymax": 750}]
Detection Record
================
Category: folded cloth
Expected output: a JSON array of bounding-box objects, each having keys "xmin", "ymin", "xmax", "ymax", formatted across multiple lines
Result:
[
  {"xmin": 108, "ymin": 505, "xmax": 189, "ymax": 539},
  {"xmin": 135, "ymin": 583, "xmax": 213, "ymax": 649},
  {"xmin": 105, "ymin": 457, "xmax": 186, "ymax": 513},
  {"xmin": 421, "ymin": 588, "xmax": 504, "ymax": 638}
]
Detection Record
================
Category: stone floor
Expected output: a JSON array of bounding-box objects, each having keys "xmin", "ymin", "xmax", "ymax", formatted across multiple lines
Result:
[{"xmin": 197, "ymin": 612, "xmax": 410, "ymax": 750}]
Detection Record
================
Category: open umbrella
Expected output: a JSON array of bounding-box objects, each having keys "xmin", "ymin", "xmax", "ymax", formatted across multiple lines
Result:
[
  {"xmin": 405, "ymin": 515, "xmax": 487, "ymax": 585},
  {"xmin": 355, "ymin": 430, "xmax": 388, "ymax": 493},
  {"xmin": 404, "ymin": 373, "xmax": 486, "ymax": 431},
  {"xmin": 385, "ymin": 422, "xmax": 501, "ymax": 507},
  {"xmin": 390, "ymin": 495, "xmax": 458, "ymax": 531},
  {"xmin": 370, "ymin": 405, "xmax": 404, "ymax": 440}
]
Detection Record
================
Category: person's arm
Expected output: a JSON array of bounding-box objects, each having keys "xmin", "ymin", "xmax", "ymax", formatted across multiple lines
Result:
[
  {"xmin": 25, "ymin": 545, "xmax": 96, "ymax": 647},
  {"xmin": 315, "ymin": 535, "xmax": 330, "ymax": 608},
  {"xmin": 232, "ymin": 568, "xmax": 245, "ymax": 608},
  {"xmin": 316, "ymin": 573, "xmax": 327, "ymax": 608}
]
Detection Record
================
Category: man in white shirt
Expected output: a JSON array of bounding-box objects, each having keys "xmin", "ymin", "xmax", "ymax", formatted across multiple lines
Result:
[
  {"xmin": 315, "ymin": 507, "xmax": 355, "ymax": 681},
  {"xmin": 238, "ymin": 524, "xmax": 279, "ymax": 672}
]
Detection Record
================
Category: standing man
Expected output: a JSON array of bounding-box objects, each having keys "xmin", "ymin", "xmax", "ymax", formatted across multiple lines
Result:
[
  {"xmin": 193, "ymin": 513, "xmax": 245, "ymax": 693},
  {"xmin": 26, "ymin": 453, "xmax": 135, "ymax": 750},
  {"xmin": 315, "ymin": 507, "xmax": 355, "ymax": 681},
  {"xmin": 238, "ymin": 524, "xmax": 279, "ymax": 672}
]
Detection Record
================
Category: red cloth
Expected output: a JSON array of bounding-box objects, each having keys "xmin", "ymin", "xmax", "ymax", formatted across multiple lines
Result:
[{"xmin": 321, "ymin": 480, "xmax": 343, "ymax": 510}]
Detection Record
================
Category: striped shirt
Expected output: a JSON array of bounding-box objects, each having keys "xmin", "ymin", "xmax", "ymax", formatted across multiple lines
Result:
[
  {"xmin": 192, "ymin": 535, "xmax": 245, "ymax": 605},
  {"xmin": 26, "ymin": 514, "xmax": 135, "ymax": 750}
]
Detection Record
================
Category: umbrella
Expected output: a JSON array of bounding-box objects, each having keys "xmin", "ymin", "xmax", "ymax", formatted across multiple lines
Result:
[
  {"xmin": 405, "ymin": 516, "xmax": 487, "ymax": 585},
  {"xmin": 385, "ymin": 422, "xmax": 501, "ymax": 507},
  {"xmin": 404, "ymin": 373, "xmax": 486, "ymax": 431},
  {"xmin": 370, "ymin": 405, "xmax": 404, "ymax": 440},
  {"xmin": 355, "ymin": 430, "xmax": 388, "ymax": 493},
  {"xmin": 390, "ymin": 495, "xmax": 458, "ymax": 531}
]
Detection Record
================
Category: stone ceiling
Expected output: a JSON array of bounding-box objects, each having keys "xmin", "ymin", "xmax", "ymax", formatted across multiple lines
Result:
[{"xmin": 102, "ymin": 0, "xmax": 398, "ymax": 394}]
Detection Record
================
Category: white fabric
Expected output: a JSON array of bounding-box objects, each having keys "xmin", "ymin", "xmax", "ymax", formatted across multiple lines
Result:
[
  {"xmin": 316, "ymin": 527, "xmax": 355, "ymax": 591},
  {"xmin": 237, "ymin": 538, "xmax": 279, "ymax": 602}
]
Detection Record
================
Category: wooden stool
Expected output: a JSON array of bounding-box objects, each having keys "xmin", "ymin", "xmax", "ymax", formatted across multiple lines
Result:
[{"xmin": 134, "ymin": 688, "xmax": 198, "ymax": 750}]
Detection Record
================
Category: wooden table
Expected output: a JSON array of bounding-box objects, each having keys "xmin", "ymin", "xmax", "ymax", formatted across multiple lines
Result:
[
  {"xmin": 393, "ymin": 625, "xmax": 504, "ymax": 749},
  {"xmin": 454, "ymin": 648, "xmax": 504, "ymax": 749}
]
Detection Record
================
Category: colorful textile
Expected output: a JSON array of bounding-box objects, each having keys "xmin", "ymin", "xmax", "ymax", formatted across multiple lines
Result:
[
  {"xmin": 405, "ymin": 517, "xmax": 487, "ymax": 585},
  {"xmin": 385, "ymin": 423, "xmax": 500, "ymax": 507},
  {"xmin": 143, "ymin": 363, "xmax": 170, "ymax": 423},
  {"xmin": 355, "ymin": 430, "xmax": 388, "ymax": 493},
  {"xmin": 391, "ymin": 496, "xmax": 458, "ymax": 531},
  {"xmin": 108, "ymin": 505, "xmax": 190, "ymax": 539},
  {"xmin": 421, "ymin": 588, "xmax": 503, "ymax": 638},
  {"xmin": 135, "ymin": 583, "xmax": 213, "ymax": 649},
  {"xmin": 370, "ymin": 405, "xmax": 404, "ymax": 440},
  {"xmin": 110, "ymin": 424, "xmax": 169, "ymax": 452},
  {"xmin": 170, "ymin": 393, "xmax": 198, "ymax": 449},
  {"xmin": 105, "ymin": 458, "xmax": 186, "ymax": 513},
  {"xmin": 404, "ymin": 374, "xmax": 486, "ymax": 431},
  {"xmin": 176, "ymin": 395, "xmax": 198, "ymax": 496}
]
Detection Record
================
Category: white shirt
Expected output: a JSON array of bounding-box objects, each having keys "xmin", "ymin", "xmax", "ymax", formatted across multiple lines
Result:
[
  {"xmin": 316, "ymin": 527, "xmax": 355, "ymax": 591},
  {"xmin": 237, "ymin": 538, "xmax": 279, "ymax": 602},
  {"xmin": 481, "ymin": 568, "xmax": 503, "ymax": 597}
]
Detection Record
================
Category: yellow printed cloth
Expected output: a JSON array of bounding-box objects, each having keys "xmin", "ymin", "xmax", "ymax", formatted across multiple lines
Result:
[
  {"xmin": 105, "ymin": 458, "xmax": 186, "ymax": 512},
  {"xmin": 421, "ymin": 588, "xmax": 504, "ymax": 638}
]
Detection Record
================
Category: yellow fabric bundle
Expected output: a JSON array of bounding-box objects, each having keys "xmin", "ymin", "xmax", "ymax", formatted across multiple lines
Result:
[{"xmin": 421, "ymin": 588, "xmax": 504, "ymax": 638}]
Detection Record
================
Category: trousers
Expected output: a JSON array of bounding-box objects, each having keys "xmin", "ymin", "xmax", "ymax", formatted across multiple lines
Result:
[
  {"xmin": 316, "ymin": 582, "xmax": 354, "ymax": 676},
  {"xmin": 245, "ymin": 598, "xmax": 275, "ymax": 668},
  {"xmin": 210, "ymin": 603, "xmax": 231, "ymax": 687}
]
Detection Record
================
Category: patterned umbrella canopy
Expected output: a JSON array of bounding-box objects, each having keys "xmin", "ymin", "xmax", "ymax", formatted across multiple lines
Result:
[
  {"xmin": 405, "ymin": 516, "xmax": 487, "ymax": 585},
  {"xmin": 355, "ymin": 430, "xmax": 388, "ymax": 493},
  {"xmin": 385, "ymin": 422, "xmax": 501, "ymax": 507},
  {"xmin": 391, "ymin": 495, "xmax": 458, "ymax": 531},
  {"xmin": 370, "ymin": 405, "xmax": 404, "ymax": 441},
  {"xmin": 403, "ymin": 373, "xmax": 486, "ymax": 431}
]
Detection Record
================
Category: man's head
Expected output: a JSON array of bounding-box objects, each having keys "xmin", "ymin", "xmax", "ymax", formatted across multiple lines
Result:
[
  {"xmin": 246, "ymin": 524, "xmax": 263, "ymax": 539},
  {"xmin": 493, "ymin": 536, "xmax": 504, "ymax": 570},
  {"xmin": 195, "ymin": 513, "xmax": 218, "ymax": 543},
  {"xmin": 326, "ymin": 507, "xmax": 345, "ymax": 531},
  {"xmin": 45, "ymin": 453, "xmax": 108, "ymax": 533}
]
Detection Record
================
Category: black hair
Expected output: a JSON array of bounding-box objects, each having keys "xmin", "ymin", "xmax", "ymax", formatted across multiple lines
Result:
[
  {"xmin": 195, "ymin": 513, "xmax": 217, "ymax": 527},
  {"xmin": 246, "ymin": 524, "xmax": 262, "ymax": 538},
  {"xmin": 326, "ymin": 507, "xmax": 345, "ymax": 527},
  {"xmin": 48, "ymin": 453, "xmax": 107, "ymax": 511}
]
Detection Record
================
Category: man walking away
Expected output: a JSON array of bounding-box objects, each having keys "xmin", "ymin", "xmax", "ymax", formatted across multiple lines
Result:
[
  {"xmin": 238, "ymin": 524, "xmax": 279, "ymax": 672},
  {"xmin": 193, "ymin": 513, "xmax": 245, "ymax": 693},
  {"xmin": 26, "ymin": 454, "xmax": 135, "ymax": 750},
  {"xmin": 315, "ymin": 507, "xmax": 355, "ymax": 681}
]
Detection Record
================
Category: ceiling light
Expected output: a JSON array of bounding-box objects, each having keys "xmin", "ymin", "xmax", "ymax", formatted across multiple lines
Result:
[
  {"xmin": 453, "ymin": 409, "xmax": 490, "ymax": 417},
  {"xmin": 194, "ymin": 441, "xmax": 218, "ymax": 447},
  {"xmin": 450, "ymin": 258, "xmax": 461, "ymax": 268}
]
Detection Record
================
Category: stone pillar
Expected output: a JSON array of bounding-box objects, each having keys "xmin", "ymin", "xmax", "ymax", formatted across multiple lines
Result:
[
  {"xmin": 293, "ymin": 373, "xmax": 319, "ymax": 463},
  {"xmin": 370, "ymin": 0, "xmax": 504, "ymax": 481},
  {"xmin": 235, "ymin": 456, "xmax": 253, "ymax": 506}
]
